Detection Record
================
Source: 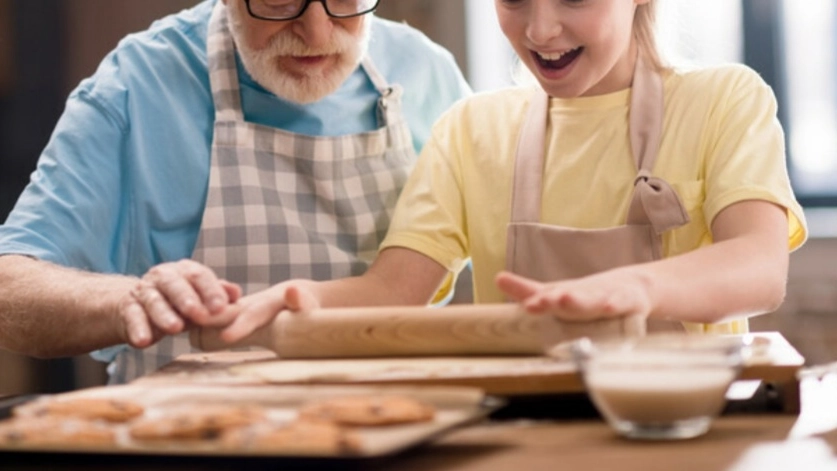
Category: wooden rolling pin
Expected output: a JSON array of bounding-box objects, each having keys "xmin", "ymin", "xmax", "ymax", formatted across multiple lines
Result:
[{"xmin": 190, "ymin": 303, "xmax": 646, "ymax": 359}]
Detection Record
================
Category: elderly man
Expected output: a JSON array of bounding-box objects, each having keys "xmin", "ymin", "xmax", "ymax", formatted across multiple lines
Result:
[{"xmin": 0, "ymin": 0, "xmax": 470, "ymax": 383}]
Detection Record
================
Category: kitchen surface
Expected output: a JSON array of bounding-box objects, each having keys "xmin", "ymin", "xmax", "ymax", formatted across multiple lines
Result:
[{"xmin": 1, "ymin": 330, "xmax": 836, "ymax": 470}]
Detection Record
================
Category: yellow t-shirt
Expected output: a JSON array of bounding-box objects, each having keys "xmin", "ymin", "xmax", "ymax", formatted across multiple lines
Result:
[{"xmin": 381, "ymin": 64, "xmax": 807, "ymax": 333}]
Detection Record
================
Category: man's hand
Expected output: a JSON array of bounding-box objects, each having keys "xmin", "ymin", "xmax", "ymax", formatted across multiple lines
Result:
[{"xmin": 118, "ymin": 260, "xmax": 241, "ymax": 348}]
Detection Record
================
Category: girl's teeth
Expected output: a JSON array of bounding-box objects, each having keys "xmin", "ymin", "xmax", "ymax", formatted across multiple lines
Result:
[{"xmin": 537, "ymin": 49, "xmax": 576, "ymax": 61}]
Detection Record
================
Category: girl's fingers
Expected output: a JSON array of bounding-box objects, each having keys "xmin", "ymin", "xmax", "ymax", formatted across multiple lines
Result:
[
  {"xmin": 285, "ymin": 285, "xmax": 319, "ymax": 313},
  {"xmin": 495, "ymin": 271, "xmax": 544, "ymax": 301}
]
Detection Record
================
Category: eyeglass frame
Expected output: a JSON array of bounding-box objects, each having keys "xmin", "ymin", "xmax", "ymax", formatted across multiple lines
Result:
[{"xmin": 243, "ymin": 0, "xmax": 381, "ymax": 21}]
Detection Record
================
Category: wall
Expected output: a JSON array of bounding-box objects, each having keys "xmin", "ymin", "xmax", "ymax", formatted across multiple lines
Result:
[
  {"xmin": 0, "ymin": 0, "xmax": 12, "ymax": 95},
  {"xmin": 376, "ymin": 1, "xmax": 467, "ymax": 76},
  {"xmin": 63, "ymin": 1, "xmax": 198, "ymax": 96}
]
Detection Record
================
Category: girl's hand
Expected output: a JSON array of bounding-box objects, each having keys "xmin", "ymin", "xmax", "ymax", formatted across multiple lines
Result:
[
  {"xmin": 495, "ymin": 270, "xmax": 652, "ymax": 322},
  {"xmin": 216, "ymin": 280, "xmax": 321, "ymax": 343}
]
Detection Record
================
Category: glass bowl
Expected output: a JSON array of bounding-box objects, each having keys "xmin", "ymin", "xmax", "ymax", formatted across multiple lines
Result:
[{"xmin": 571, "ymin": 334, "xmax": 748, "ymax": 440}]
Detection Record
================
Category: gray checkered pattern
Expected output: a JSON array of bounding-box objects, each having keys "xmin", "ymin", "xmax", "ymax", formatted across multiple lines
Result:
[{"xmin": 110, "ymin": 2, "xmax": 415, "ymax": 384}]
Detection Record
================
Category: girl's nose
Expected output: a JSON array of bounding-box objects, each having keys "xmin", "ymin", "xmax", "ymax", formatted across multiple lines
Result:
[{"xmin": 526, "ymin": 0, "xmax": 562, "ymax": 46}]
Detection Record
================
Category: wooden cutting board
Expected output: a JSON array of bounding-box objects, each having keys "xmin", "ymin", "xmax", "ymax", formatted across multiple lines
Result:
[{"xmin": 140, "ymin": 332, "xmax": 805, "ymax": 412}]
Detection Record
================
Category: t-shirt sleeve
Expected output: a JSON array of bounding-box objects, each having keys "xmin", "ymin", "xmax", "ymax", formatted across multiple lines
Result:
[
  {"xmin": 0, "ymin": 84, "xmax": 130, "ymax": 272},
  {"xmin": 379, "ymin": 107, "xmax": 470, "ymax": 272},
  {"xmin": 701, "ymin": 67, "xmax": 807, "ymax": 251}
]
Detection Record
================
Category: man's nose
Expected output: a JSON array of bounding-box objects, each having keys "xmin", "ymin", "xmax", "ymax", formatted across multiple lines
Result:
[{"xmin": 292, "ymin": 1, "xmax": 334, "ymax": 49}]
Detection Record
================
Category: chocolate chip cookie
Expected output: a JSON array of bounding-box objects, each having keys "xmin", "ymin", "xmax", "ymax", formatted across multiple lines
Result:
[
  {"xmin": 13, "ymin": 397, "xmax": 144, "ymax": 423},
  {"xmin": 128, "ymin": 404, "xmax": 266, "ymax": 441},
  {"xmin": 0, "ymin": 417, "xmax": 117, "ymax": 447},
  {"xmin": 298, "ymin": 395, "xmax": 435, "ymax": 426}
]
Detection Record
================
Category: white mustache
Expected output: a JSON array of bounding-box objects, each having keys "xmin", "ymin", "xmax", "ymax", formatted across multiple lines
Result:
[{"xmin": 263, "ymin": 29, "xmax": 352, "ymax": 57}]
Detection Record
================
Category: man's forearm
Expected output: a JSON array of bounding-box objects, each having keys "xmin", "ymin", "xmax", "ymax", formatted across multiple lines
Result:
[{"xmin": 0, "ymin": 255, "xmax": 137, "ymax": 358}]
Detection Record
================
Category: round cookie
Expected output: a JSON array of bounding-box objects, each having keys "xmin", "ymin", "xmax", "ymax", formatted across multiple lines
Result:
[
  {"xmin": 0, "ymin": 417, "xmax": 116, "ymax": 447},
  {"xmin": 129, "ymin": 405, "xmax": 266, "ymax": 441},
  {"xmin": 221, "ymin": 420, "xmax": 362, "ymax": 455},
  {"xmin": 297, "ymin": 395, "xmax": 435, "ymax": 426},
  {"xmin": 13, "ymin": 397, "xmax": 144, "ymax": 423}
]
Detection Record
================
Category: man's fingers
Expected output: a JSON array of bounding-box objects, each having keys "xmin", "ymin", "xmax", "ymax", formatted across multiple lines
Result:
[
  {"xmin": 172, "ymin": 260, "xmax": 230, "ymax": 316},
  {"xmin": 221, "ymin": 280, "xmax": 243, "ymax": 304},
  {"xmin": 121, "ymin": 296, "xmax": 153, "ymax": 348},
  {"xmin": 148, "ymin": 269, "xmax": 209, "ymax": 323},
  {"xmin": 145, "ymin": 261, "xmax": 237, "ymax": 325},
  {"xmin": 132, "ymin": 281, "xmax": 185, "ymax": 334}
]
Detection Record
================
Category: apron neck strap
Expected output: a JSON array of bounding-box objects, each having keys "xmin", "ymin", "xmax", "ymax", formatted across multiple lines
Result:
[
  {"xmin": 509, "ymin": 88, "xmax": 549, "ymax": 223},
  {"xmin": 361, "ymin": 56, "xmax": 404, "ymax": 128},
  {"xmin": 208, "ymin": 1, "xmax": 245, "ymax": 122},
  {"xmin": 629, "ymin": 53, "xmax": 664, "ymax": 173}
]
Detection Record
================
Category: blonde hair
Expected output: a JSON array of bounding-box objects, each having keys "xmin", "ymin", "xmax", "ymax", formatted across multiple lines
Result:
[{"xmin": 634, "ymin": 0, "xmax": 669, "ymax": 73}]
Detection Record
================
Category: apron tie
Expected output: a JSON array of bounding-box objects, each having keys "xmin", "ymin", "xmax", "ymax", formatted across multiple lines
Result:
[{"xmin": 629, "ymin": 169, "xmax": 690, "ymax": 234}]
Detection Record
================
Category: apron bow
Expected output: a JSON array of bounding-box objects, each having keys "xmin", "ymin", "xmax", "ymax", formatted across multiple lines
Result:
[{"xmin": 630, "ymin": 169, "xmax": 691, "ymax": 234}]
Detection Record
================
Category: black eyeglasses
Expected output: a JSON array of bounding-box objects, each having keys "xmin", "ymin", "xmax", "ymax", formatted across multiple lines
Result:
[{"xmin": 244, "ymin": 0, "xmax": 380, "ymax": 21}]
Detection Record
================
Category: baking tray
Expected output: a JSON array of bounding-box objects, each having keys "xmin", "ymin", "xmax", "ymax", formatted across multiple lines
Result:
[{"xmin": 0, "ymin": 383, "xmax": 502, "ymax": 463}]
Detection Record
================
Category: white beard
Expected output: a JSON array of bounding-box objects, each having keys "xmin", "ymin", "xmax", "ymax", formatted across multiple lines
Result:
[{"xmin": 227, "ymin": 8, "xmax": 371, "ymax": 104}]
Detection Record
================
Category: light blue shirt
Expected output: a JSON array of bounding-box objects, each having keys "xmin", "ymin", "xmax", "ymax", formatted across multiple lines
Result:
[{"xmin": 0, "ymin": 0, "xmax": 470, "ymax": 276}]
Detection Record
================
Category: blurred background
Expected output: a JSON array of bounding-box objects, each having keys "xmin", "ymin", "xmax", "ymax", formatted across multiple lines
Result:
[{"xmin": 1, "ymin": 0, "xmax": 836, "ymax": 395}]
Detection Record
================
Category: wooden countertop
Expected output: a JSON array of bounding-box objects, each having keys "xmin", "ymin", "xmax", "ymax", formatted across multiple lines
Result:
[
  {"xmin": 397, "ymin": 376, "xmax": 837, "ymax": 471},
  {"xmin": 4, "ymin": 402, "xmax": 835, "ymax": 471},
  {"xmin": 4, "ymin": 334, "xmax": 835, "ymax": 470}
]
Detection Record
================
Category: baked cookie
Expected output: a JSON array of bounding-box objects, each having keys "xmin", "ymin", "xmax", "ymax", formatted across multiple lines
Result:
[
  {"xmin": 221, "ymin": 420, "xmax": 362, "ymax": 455},
  {"xmin": 13, "ymin": 397, "xmax": 144, "ymax": 423},
  {"xmin": 297, "ymin": 395, "xmax": 435, "ymax": 426},
  {"xmin": 0, "ymin": 417, "xmax": 116, "ymax": 447},
  {"xmin": 129, "ymin": 405, "xmax": 266, "ymax": 441}
]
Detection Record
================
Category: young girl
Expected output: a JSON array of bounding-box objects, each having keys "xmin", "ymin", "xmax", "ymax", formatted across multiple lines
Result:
[{"xmin": 218, "ymin": 0, "xmax": 806, "ymax": 342}]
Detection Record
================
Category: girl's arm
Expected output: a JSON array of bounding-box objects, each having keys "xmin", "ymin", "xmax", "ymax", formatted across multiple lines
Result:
[
  {"xmin": 218, "ymin": 247, "xmax": 449, "ymax": 342},
  {"xmin": 497, "ymin": 199, "xmax": 789, "ymax": 324}
]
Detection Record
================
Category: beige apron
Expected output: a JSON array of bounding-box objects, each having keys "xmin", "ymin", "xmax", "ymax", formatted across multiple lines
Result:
[
  {"xmin": 506, "ymin": 54, "xmax": 689, "ymax": 342},
  {"xmin": 109, "ymin": 2, "xmax": 415, "ymax": 383}
]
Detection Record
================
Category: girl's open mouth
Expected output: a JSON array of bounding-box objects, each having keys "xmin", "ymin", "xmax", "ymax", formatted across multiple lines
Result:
[{"xmin": 533, "ymin": 47, "xmax": 583, "ymax": 70}]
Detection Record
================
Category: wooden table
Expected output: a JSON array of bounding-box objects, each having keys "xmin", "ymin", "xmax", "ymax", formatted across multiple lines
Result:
[
  {"xmin": 392, "ymin": 375, "xmax": 837, "ymax": 471},
  {"xmin": 4, "ymin": 338, "xmax": 835, "ymax": 470},
  {"xmin": 4, "ymin": 393, "xmax": 835, "ymax": 471}
]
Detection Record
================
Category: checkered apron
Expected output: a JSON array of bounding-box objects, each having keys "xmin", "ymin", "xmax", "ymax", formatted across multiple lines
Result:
[{"xmin": 109, "ymin": 2, "xmax": 414, "ymax": 383}]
